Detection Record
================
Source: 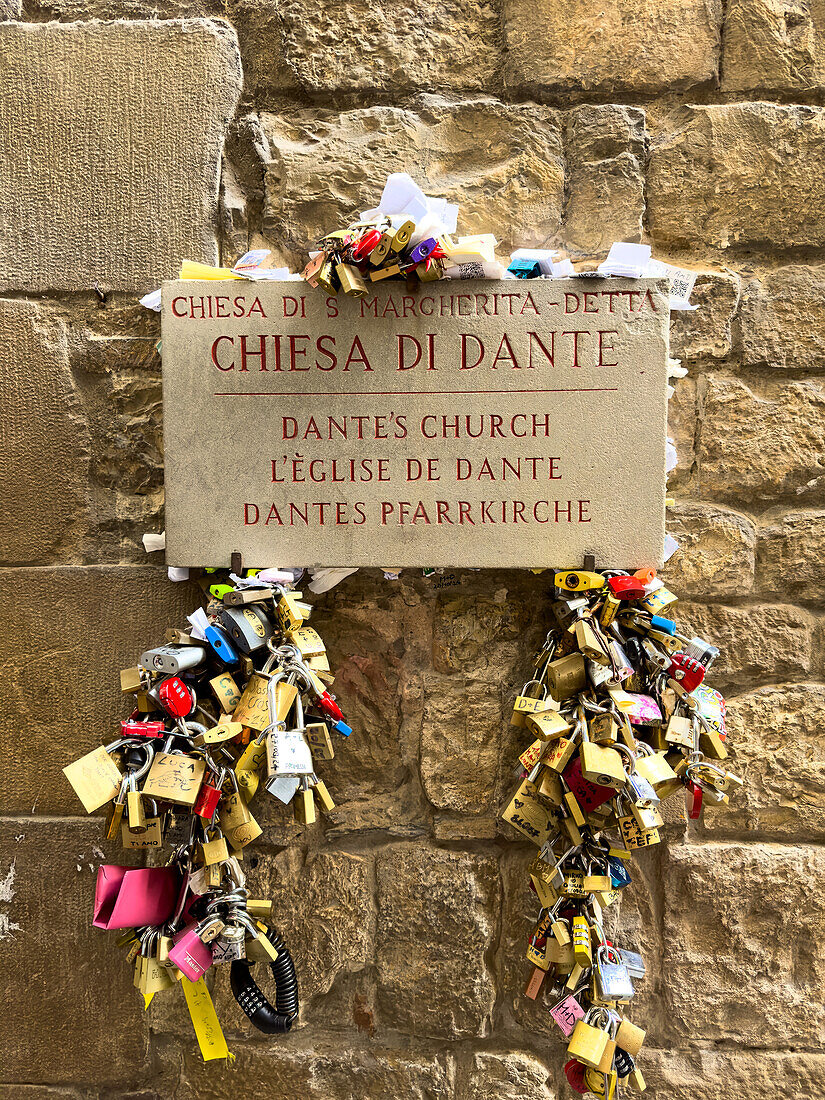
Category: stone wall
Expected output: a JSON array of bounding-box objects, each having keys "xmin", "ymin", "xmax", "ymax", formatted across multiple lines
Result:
[{"xmin": 1, "ymin": 4, "xmax": 824, "ymax": 1098}]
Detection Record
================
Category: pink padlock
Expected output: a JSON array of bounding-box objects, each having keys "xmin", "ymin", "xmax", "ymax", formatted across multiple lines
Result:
[
  {"xmin": 552, "ymin": 994, "xmax": 585, "ymax": 1036},
  {"xmin": 168, "ymin": 919, "xmax": 217, "ymax": 981}
]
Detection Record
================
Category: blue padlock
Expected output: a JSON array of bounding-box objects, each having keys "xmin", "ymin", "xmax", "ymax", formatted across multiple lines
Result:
[
  {"xmin": 205, "ymin": 623, "xmax": 240, "ymax": 667},
  {"xmin": 607, "ymin": 856, "xmax": 632, "ymax": 889},
  {"xmin": 650, "ymin": 615, "xmax": 676, "ymax": 635},
  {"xmin": 507, "ymin": 258, "xmax": 541, "ymax": 279},
  {"xmin": 332, "ymin": 720, "xmax": 352, "ymax": 738}
]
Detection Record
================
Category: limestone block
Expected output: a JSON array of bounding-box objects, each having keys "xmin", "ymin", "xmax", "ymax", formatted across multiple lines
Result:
[{"xmin": 0, "ymin": 20, "xmax": 242, "ymax": 291}]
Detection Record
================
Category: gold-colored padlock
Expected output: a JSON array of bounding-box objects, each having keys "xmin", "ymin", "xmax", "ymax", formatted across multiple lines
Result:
[
  {"xmin": 142, "ymin": 752, "xmax": 206, "ymax": 808},
  {"xmin": 62, "ymin": 746, "xmax": 123, "ymax": 814},
  {"xmin": 511, "ymin": 680, "xmax": 548, "ymax": 727},
  {"xmin": 571, "ymin": 915, "xmax": 592, "ymax": 966},
  {"xmin": 545, "ymin": 654, "xmax": 587, "ymax": 700},
  {"xmin": 305, "ymin": 721, "xmax": 335, "ymax": 760},
  {"xmin": 501, "ymin": 780, "xmax": 555, "ymax": 845},
  {"xmin": 526, "ymin": 708, "xmax": 572, "ymax": 742},
  {"xmin": 544, "ymin": 737, "xmax": 577, "ymax": 774},
  {"xmin": 201, "ymin": 827, "xmax": 230, "ymax": 866},
  {"xmin": 615, "ymin": 1017, "xmax": 646, "ymax": 1057},
  {"xmin": 580, "ymin": 742, "xmax": 626, "ymax": 789},
  {"xmin": 575, "ymin": 619, "xmax": 609, "ymax": 664},
  {"xmin": 210, "ymin": 672, "xmax": 242, "ymax": 712},
  {"xmin": 635, "ymin": 751, "xmax": 682, "ymax": 798},
  {"xmin": 567, "ymin": 1009, "xmax": 611, "ymax": 1069}
]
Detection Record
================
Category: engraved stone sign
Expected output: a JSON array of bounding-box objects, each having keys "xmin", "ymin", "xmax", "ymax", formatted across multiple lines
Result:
[{"xmin": 161, "ymin": 278, "xmax": 669, "ymax": 568}]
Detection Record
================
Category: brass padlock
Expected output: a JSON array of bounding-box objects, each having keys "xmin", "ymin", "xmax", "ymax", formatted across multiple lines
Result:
[
  {"xmin": 567, "ymin": 1008, "xmax": 611, "ymax": 1069},
  {"xmin": 580, "ymin": 741, "xmax": 626, "ymax": 790},
  {"xmin": 664, "ymin": 715, "xmax": 694, "ymax": 749},
  {"xmin": 546, "ymin": 654, "xmax": 587, "ymax": 700},
  {"xmin": 544, "ymin": 737, "xmax": 577, "ymax": 774},
  {"xmin": 63, "ymin": 744, "xmax": 123, "ymax": 814},
  {"xmin": 210, "ymin": 672, "xmax": 242, "ymax": 712},
  {"xmin": 511, "ymin": 679, "xmax": 548, "ymax": 727},
  {"xmin": 590, "ymin": 713, "xmax": 619, "ymax": 744},
  {"xmin": 526, "ymin": 708, "xmax": 572, "ymax": 742},
  {"xmin": 142, "ymin": 752, "xmax": 206, "ymax": 808},
  {"xmin": 201, "ymin": 826, "xmax": 230, "ymax": 866},
  {"xmin": 575, "ymin": 619, "xmax": 610, "ymax": 664},
  {"xmin": 615, "ymin": 1017, "xmax": 646, "ymax": 1057},
  {"xmin": 305, "ymin": 721, "xmax": 335, "ymax": 760},
  {"xmin": 501, "ymin": 779, "xmax": 554, "ymax": 845},
  {"xmin": 634, "ymin": 750, "xmax": 682, "ymax": 799}
]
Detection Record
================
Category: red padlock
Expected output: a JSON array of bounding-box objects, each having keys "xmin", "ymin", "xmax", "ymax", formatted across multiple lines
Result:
[
  {"xmin": 158, "ymin": 676, "xmax": 194, "ymax": 719},
  {"xmin": 315, "ymin": 690, "xmax": 344, "ymax": 723},
  {"xmin": 121, "ymin": 718, "xmax": 165, "ymax": 738},
  {"xmin": 608, "ymin": 575, "xmax": 646, "ymax": 601},
  {"xmin": 564, "ymin": 1059, "xmax": 588, "ymax": 1093},
  {"xmin": 563, "ymin": 756, "xmax": 615, "ymax": 812},
  {"xmin": 668, "ymin": 652, "xmax": 706, "ymax": 693},
  {"xmin": 351, "ymin": 228, "xmax": 382, "ymax": 262},
  {"xmin": 192, "ymin": 779, "xmax": 222, "ymax": 820},
  {"xmin": 687, "ymin": 780, "xmax": 704, "ymax": 820}
]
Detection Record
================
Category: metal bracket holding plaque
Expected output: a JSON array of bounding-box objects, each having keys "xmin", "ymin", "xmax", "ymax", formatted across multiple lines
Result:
[{"xmin": 161, "ymin": 278, "xmax": 669, "ymax": 569}]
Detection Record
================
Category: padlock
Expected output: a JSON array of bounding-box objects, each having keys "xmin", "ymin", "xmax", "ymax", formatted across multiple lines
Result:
[
  {"xmin": 157, "ymin": 677, "xmax": 195, "ymax": 720},
  {"xmin": 667, "ymin": 652, "xmax": 705, "ymax": 693},
  {"xmin": 567, "ymin": 1007, "xmax": 611, "ymax": 1069},
  {"xmin": 599, "ymin": 592, "xmax": 622, "ymax": 628},
  {"xmin": 615, "ymin": 1016, "xmax": 646, "ymax": 1057},
  {"xmin": 546, "ymin": 654, "xmax": 587, "ymax": 700},
  {"xmin": 511, "ymin": 679, "xmax": 548, "ymax": 727},
  {"xmin": 563, "ymin": 756, "xmax": 615, "ymax": 812},
  {"xmin": 501, "ymin": 779, "xmax": 555, "ymax": 845},
  {"xmin": 551, "ymin": 993, "xmax": 586, "ymax": 1035},
  {"xmin": 138, "ymin": 644, "xmax": 206, "ymax": 675},
  {"xmin": 594, "ymin": 945, "xmax": 635, "ymax": 1000},
  {"xmin": 276, "ymin": 591, "xmax": 305, "ymax": 632},
  {"xmin": 607, "ymin": 575, "xmax": 646, "ymax": 601},
  {"xmin": 305, "ymin": 721, "xmax": 335, "ymax": 760},
  {"xmin": 664, "ymin": 714, "xmax": 694, "ymax": 749},
  {"xmin": 200, "ymin": 825, "xmax": 230, "ymax": 866},
  {"xmin": 287, "ymin": 625, "xmax": 326, "ymax": 659},
  {"xmin": 232, "ymin": 673, "xmax": 271, "ymax": 731},
  {"xmin": 634, "ymin": 748, "xmax": 682, "ymax": 799},
  {"xmin": 575, "ymin": 619, "xmax": 610, "ymax": 664},
  {"xmin": 544, "ymin": 736, "xmax": 577, "ymax": 774},
  {"xmin": 618, "ymin": 814, "xmax": 660, "ymax": 849},
  {"xmin": 525, "ymin": 707, "xmax": 572, "ymax": 742},
  {"xmin": 63, "ymin": 743, "xmax": 123, "ymax": 814},
  {"xmin": 142, "ymin": 751, "xmax": 206, "ymax": 807},
  {"xmin": 555, "ymin": 570, "xmax": 605, "ymax": 592},
  {"xmin": 579, "ymin": 741, "xmax": 625, "ymax": 790},
  {"xmin": 219, "ymin": 605, "xmax": 271, "ymax": 653},
  {"xmin": 168, "ymin": 917, "xmax": 224, "ymax": 981},
  {"xmin": 627, "ymin": 1066, "xmax": 646, "ymax": 1091},
  {"xmin": 638, "ymin": 586, "xmax": 678, "ymax": 614},
  {"xmin": 204, "ymin": 623, "xmax": 240, "ymax": 667},
  {"xmin": 571, "ymin": 915, "xmax": 592, "ymax": 966},
  {"xmin": 589, "ymin": 712, "xmax": 619, "ymax": 744}
]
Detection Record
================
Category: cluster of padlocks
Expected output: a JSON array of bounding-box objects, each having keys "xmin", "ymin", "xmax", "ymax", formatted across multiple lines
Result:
[
  {"xmin": 302, "ymin": 214, "xmax": 448, "ymax": 297},
  {"xmin": 62, "ymin": 569, "xmax": 350, "ymax": 1056},
  {"xmin": 502, "ymin": 567, "xmax": 740, "ymax": 1097}
]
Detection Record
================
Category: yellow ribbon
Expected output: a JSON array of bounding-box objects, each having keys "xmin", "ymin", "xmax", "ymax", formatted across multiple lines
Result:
[{"xmin": 181, "ymin": 977, "xmax": 234, "ymax": 1063}]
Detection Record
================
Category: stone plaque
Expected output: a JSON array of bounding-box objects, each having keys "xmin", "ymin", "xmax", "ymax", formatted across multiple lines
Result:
[{"xmin": 161, "ymin": 278, "xmax": 669, "ymax": 568}]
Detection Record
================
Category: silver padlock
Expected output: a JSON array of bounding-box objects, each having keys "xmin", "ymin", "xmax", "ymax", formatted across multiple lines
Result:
[
  {"xmin": 138, "ymin": 644, "xmax": 206, "ymax": 675},
  {"xmin": 595, "ymin": 944, "xmax": 635, "ymax": 1000},
  {"xmin": 219, "ymin": 605, "xmax": 272, "ymax": 654}
]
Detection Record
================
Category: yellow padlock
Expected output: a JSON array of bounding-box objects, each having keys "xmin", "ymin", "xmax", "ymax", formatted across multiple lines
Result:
[{"xmin": 567, "ymin": 1008, "xmax": 611, "ymax": 1069}]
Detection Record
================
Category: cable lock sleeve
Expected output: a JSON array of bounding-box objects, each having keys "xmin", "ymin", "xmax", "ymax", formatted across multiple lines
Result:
[{"xmin": 230, "ymin": 928, "xmax": 299, "ymax": 1034}]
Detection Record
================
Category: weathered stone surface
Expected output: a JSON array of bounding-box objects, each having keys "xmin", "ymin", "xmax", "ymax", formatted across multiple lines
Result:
[
  {"xmin": 308, "ymin": 583, "xmax": 431, "ymax": 836},
  {"xmin": 757, "ymin": 508, "xmax": 825, "ymax": 602},
  {"xmin": 649, "ymin": 104, "xmax": 825, "ymax": 251},
  {"xmin": 503, "ymin": 0, "xmax": 721, "ymax": 92},
  {"xmin": 666, "ymin": 375, "xmax": 699, "ymax": 491},
  {"xmin": 0, "ymin": 820, "xmax": 148, "ymax": 1085},
  {"xmin": 741, "ymin": 266, "xmax": 825, "ymax": 370},
  {"xmin": 376, "ymin": 844, "xmax": 499, "ymax": 1038},
  {"xmin": 177, "ymin": 1043, "xmax": 454, "ymax": 1100},
  {"xmin": 677, "ymin": 601, "xmax": 815, "ymax": 686},
  {"xmin": 0, "ymin": 299, "xmax": 91, "ymax": 564},
  {"xmin": 262, "ymin": 98, "xmax": 565, "ymax": 264},
  {"xmin": 643, "ymin": 1049, "xmax": 825, "ymax": 1099},
  {"xmin": 562, "ymin": 105, "xmax": 645, "ymax": 255},
  {"xmin": 665, "ymin": 502, "xmax": 756, "ymax": 599},
  {"xmin": 723, "ymin": 0, "xmax": 825, "ymax": 92},
  {"xmin": 462, "ymin": 1051, "xmax": 557, "ymax": 1100},
  {"xmin": 0, "ymin": 0, "xmax": 20, "ymax": 16},
  {"xmin": 698, "ymin": 376, "xmax": 825, "ymax": 501},
  {"xmin": 0, "ymin": 20, "xmax": 242, "ymax": 292},
  {"xmin": 233, "ymin": 0, "xmax": 500, "ymax": 98},
  {"xmin": 0, "ymin": 567, "xmax": 199, "ymax": 814},
  {"xmin": 669, "ymin": 270, "xmax": 741, "ymax": 360},
  {"xmin": 662, "ymin": 842, "xmax": 825, "ymax": 1045},
  {"xmin": 433, "ymin": 588, "xmax": 535, "ymax": 677},
  {"xmin": 699, "ymin": 683, "xmax": 825, "ymax": 840},
  {"xmin": 24, "ymin": 0, "xmax": 220, "ymax": 15},
  {"xmin": 420, "ymin": 675, "xmax": 503, "ymax": 813}
]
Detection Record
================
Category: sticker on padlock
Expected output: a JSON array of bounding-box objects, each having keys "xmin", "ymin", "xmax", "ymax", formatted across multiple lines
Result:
[{"xmin": 551, "ymin": 994, "xmax": 586, "ymax": 1036}]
